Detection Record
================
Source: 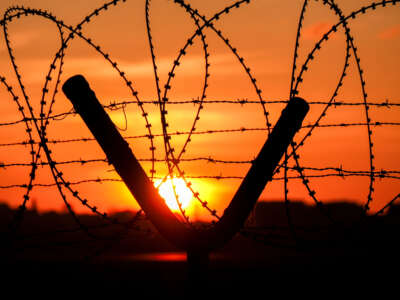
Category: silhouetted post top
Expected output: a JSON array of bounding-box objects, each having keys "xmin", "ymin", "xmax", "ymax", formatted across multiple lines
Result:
[
  {"xmin": 62, "ymin": 74, "xmax": 309, "ymax": 253},
  {"xmin": 63, "ymin": 75, "xmax": 90, "ymax": 100}
]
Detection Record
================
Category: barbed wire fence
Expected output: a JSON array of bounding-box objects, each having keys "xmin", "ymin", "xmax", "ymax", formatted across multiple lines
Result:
[{"xmin": 0, "ymin": 0, "xmax": 399, "ymax": 259}]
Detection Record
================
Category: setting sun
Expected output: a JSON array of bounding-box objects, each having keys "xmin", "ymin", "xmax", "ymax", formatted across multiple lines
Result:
[{"xmin": 155, "ymin": 177, "xmax": 193, "ymax": 212}]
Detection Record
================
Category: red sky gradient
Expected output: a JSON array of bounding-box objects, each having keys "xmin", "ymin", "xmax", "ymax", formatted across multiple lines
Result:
[{"xmin": 0, "ymin": 0, "xmax": 399, "ymax": 221}]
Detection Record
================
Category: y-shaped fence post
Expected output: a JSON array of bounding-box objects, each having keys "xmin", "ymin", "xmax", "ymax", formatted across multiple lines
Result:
[{"xmin": 62, "ymin": 74, "xmax": 309, "ymax": 271}]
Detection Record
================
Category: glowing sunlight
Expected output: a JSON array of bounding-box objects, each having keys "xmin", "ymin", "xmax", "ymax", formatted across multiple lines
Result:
[{"xmin": 155, "ymin": 177, "xmax": 193, "ymax": 212}]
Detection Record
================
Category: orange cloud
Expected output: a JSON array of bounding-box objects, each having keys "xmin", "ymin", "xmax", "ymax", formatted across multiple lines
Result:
[
  {"xmin": 378, "ymin": 24, "xmax": 400, "ymax": 40},
  {"xmin": 302, "ymin": 22, "xmax": 334, "ymax": 41}
]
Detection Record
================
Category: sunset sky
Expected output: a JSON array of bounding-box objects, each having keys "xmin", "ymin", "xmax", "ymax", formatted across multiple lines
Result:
[{"xmin": 0, "ymin": 0, "xmax": 399, "ymax": 221}]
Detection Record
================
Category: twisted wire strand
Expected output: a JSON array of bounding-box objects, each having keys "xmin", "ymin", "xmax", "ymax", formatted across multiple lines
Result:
[{"xmin": 0, "ymin": 98, "xmax": 398, "ymax": 128}]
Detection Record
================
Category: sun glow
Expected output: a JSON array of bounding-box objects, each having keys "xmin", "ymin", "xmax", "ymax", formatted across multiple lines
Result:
[{"xmin": 155, "ymin": 177, "xmax": 193, "ymax": 212}]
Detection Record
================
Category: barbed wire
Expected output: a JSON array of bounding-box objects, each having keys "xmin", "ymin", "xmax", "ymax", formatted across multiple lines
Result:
[
  {"xmin": 1, "ymin": 121, "xmax": 399, "ymax": 148},
  {"xmin": 1, "ymin": 0, "xmax": 399, "ymax": 258},
  {"xmin": 0, "ymin": 98, "xmax": 399, "ymax": 128},
  {"xmin": 2, "ymin": 170, "xmax": 400, "ymax": 190}
]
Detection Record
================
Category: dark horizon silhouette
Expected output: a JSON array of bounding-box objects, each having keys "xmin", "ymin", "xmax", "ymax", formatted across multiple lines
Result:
[
  {"xmin": 1, "ymin": 199, "xmax": 400, "ymax": 295},
  {"xmin": 2, "ymin": 198, "xmax": 400, "ymax": 255}
]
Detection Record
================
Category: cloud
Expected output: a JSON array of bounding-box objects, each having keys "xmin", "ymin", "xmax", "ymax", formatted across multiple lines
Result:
[
  {"xmin": 7, "ymin": 50, "xmax": 285, "ymax": 88},
  {"xmin": 378, "ymin": 24, "xmax": 400, "ymax": 40},
  {"xmin": 302, "ymin": 22, "xmax": 335, "ymax": 41},
  {"xmin": 60, "ymin": 54, "xmax": 253, "ymax": 79},
  {"xmin": 0, "ymin": 30, "xmax": 39, "ymax": 54}
]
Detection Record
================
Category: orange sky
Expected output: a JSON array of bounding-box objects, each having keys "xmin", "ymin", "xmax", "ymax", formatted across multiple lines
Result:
[{"xmin": 0, "ymin": 0, "xmax": 399, "ymax": 221}]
